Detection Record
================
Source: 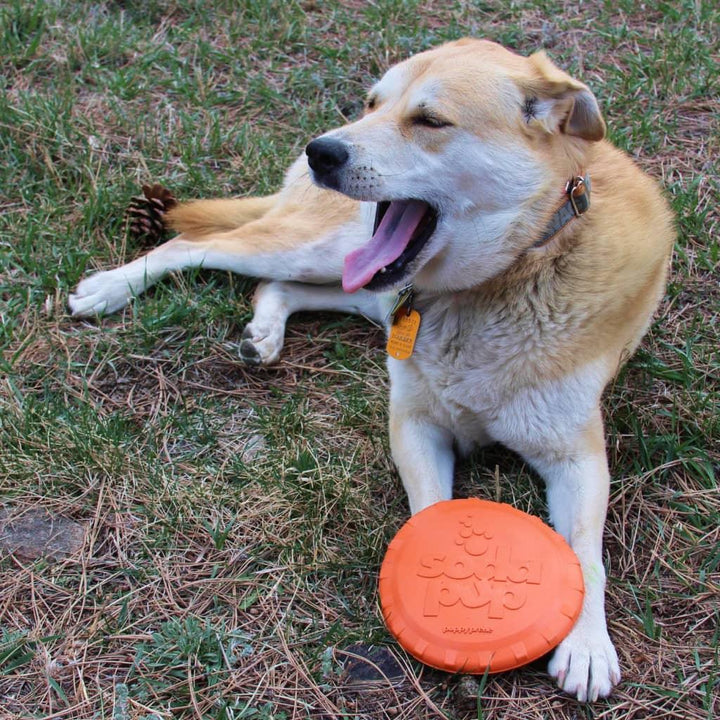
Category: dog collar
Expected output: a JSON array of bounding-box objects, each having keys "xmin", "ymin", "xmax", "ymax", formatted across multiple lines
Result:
[
  {"xmin": 533, "ymin": 174, "xmax": 591, "ymax": 248},
  {"xmin": 386, "ymin": 173, "xmax": 591, "ymax": 320}
]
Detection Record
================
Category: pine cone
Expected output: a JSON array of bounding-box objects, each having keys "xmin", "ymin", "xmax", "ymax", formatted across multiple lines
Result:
[{"xmin": 126, "ymin": 183, "xmax": 177, "ymax": 246}]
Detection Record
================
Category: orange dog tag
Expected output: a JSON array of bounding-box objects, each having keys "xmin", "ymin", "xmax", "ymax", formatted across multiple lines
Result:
[{"xmin": 386, "ymin": 309, "xmax": 421, "ymax": 360}]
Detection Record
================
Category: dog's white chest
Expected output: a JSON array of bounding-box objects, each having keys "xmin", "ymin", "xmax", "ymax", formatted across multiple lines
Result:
[{"xmin": 387, "ymin": 296, "xmax": 606, "ymax": 456}]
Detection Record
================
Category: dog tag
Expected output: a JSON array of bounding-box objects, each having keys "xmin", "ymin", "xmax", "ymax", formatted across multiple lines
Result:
[{"xmin": 386, "ymin": 309, "xmax": 421, "ymax": 360}]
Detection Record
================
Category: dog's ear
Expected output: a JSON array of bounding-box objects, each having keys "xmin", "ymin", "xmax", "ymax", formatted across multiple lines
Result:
[{"xmin": 523, "ymin": 51, "xmax": 606, "ymax": 142}]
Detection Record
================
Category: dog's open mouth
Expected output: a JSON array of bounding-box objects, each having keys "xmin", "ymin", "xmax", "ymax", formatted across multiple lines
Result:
[{"xmin": 342, "ymin": 200, "xmax": 438, "ymax": 293}]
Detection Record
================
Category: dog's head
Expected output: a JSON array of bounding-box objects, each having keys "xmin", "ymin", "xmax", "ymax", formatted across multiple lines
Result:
[{"xmin": 306, "ymin": 39, "xmax": 605, "ymax": 294}]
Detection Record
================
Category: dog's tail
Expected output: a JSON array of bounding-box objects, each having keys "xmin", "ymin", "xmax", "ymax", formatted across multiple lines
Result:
[{"xmin": 165, "ymin": 195, "xmax": 280, "ymax": 236}]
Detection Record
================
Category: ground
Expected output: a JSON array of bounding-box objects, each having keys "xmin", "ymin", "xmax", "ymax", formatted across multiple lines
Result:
[{"xmin": 0, "ymin": 1, "xmax": 717, "ymax": 718}]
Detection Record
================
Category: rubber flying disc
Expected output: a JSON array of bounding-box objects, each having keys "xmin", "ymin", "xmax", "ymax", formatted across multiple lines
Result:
[{"xmin": 379, "ymin": 498, "xmax": 584, "ymax": 674}]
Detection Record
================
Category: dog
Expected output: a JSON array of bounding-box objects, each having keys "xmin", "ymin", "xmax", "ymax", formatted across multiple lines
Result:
[{"xmin": 69, "ymin": 39, "xmax": 674, "ymax": 701}]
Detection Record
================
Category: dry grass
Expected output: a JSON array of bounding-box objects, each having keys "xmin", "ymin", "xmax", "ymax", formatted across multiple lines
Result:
[{"xmin": 1, "ymin": 1, "xmax": 718, "ymax": 718}]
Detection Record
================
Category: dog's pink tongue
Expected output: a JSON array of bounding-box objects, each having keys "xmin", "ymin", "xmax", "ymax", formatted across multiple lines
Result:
[{"xmin": 342, "ymin": 200, "xmax": 428, "ymax": 293}]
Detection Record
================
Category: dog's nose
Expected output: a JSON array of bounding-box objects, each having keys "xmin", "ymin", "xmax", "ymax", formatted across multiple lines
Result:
[{"xmin": 306, "ymin": 137, "xmax": 349, "ymax": 174}]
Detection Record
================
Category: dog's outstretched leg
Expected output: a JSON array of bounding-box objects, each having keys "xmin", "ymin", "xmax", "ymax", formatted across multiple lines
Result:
[
  {"xmin": 69, "ymin": 192, "xmax": 364, "ymax": 318},
  {"xmin": 240, "ymin": 281, "xmax": 384, "ymax": 365}
]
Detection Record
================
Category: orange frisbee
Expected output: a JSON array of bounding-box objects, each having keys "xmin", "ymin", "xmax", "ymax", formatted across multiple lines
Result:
[{"xmin": 379, "ymin": 498, "xmax": 584, "ymax": 674}]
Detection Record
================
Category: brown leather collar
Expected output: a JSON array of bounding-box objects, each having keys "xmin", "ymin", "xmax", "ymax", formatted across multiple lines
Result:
[{"xmin": 532, "ymin": 174, "xmax": 591, "ymax": 248}]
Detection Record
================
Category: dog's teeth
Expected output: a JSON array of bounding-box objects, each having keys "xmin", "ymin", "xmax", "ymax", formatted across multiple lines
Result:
[{"xmin": 380, "ymin": 267, "xmax": 387, "ymax": 273}]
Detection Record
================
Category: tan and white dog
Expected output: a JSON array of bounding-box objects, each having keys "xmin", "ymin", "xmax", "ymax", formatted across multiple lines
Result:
[{"xmin": 69, "ymin": 39, "xmax": 674, "ymax": 700}]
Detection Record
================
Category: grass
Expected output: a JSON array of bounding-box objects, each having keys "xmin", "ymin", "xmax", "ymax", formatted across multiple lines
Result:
[{"xmin": 0, "ymin": 0, "xmax": 718, "ymax": 718}]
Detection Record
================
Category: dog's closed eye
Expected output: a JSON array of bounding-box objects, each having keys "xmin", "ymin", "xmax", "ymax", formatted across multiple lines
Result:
[{"xmin": 412, "ymin": 112, "xmax": 453, "ymax": 129}]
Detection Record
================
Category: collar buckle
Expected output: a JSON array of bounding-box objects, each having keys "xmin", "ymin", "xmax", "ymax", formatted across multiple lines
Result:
[
  {"xmin": 531, "ymin": 172, "xmax": 591, "ymax": 249},
  {"xmin": 387, "ymin": 284, "xmax": 415, "ymax": 323},
  {"xmin": 567, "ymin": 175, "xmax": 590, "ymax": 217}
]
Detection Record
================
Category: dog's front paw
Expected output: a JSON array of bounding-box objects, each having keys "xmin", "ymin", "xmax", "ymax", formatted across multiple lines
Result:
[
  {"xmin": 548, "ymin": 622, "xmax": 621, "ymax": 702},
  {"xmin": 239, "ymin": 322, "xmax": 284, "ymax": 366},
  {"xmin": 69, "ymin": 270, "xmax": 135, "ymax": 317}
]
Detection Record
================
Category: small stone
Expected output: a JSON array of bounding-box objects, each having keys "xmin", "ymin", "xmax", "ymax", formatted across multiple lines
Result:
[
  {"xmin": 340, "ymin": 643, "xmax": 405, "ymax": 686},
  {"xmin": 0, "ymin": 508, "xmax": 87, "ymax": 561},
  {"xmin": 241, "ymin": 434, "xmax": 267, "ymax": 463},
  {"xmin": 453, "ymin": 675, "xmax": 482, "ymax": 712}
]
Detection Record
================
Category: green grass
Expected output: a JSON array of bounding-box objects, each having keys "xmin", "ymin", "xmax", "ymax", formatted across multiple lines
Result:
[{"xmin": 1, "ymin": 1, "xmax": 718, "ymax": 718}]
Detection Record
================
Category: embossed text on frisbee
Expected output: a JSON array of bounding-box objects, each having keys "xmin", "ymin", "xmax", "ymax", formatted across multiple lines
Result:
[{"xmin": 417, "ymin": 513, "xmax": 542, "ymax": 625}]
